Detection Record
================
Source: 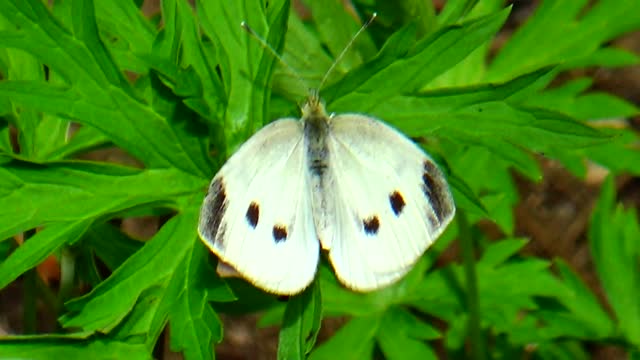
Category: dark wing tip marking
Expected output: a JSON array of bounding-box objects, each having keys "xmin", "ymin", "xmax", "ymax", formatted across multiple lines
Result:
[
  {"xmin": 422, "ymin": 160, "xmax": 454, "ymax": 225},
  {"xmin": 389, "ymin": 190, "xmax": 406, "ymax": 216},
  {"xmin": 204, "ymin": 177, "xmax": 228, "ymax": 249},
  {"xmin": 273, "ymin": 224, "xmax": 288, "ymax": 243},
  {"xmin": 363, "ymin": 215, "xmax": 380, "ymax": 235},
  {"xmin": 246, "ymin": 201, "xmax": 260, "ymax": 228}
]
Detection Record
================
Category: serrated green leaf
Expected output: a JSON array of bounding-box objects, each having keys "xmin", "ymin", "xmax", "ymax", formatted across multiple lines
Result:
[
  {"xmin": 309, "ymin": 315, "xmax": 380, "ymax": 360},
  {"xmin": 429, "ymin": 0, "xmax": 503, "ymax": 88},
  {"xmin": 540, "ymin": 259, "xmax": 614, "ymax": 339},
  {"xmin": 0, "ymin": 335, "xmax": 151, "ymax": 360},
  {"xmin": 59, "ymin": 209, "xmax": 199, "ymax": 333},
  {"xmin": 272, "ymin": 14, "xmax": 334, "ymax": 101},
  {"xmin": 478, "ymin": 238, "xmax": 527, "ymax": 268},
  {"xmin": 580, "ymin": 128, "xmax": 640, "ymax": 176},
  {"xmin": 310, "ymin": 0, "xmax": 376, "ymax": 74},
  {"xmin": 0, "ymin": 160, "xmax": 205, "ymax": 240},
  {"xmin": 589, "ymin": 176, "xmax": 640, "ymax": 345},
  {"xmin": 95, "ymin": 0, "xmax": 156, "ymax": 73},
  {"xmin": 569, "ymin": 46, "xmax": 640, "ymax": 68},
  {"xmin": 0, "ymin": 219, "xmax": 92, "ymax": 290},
  {"xmin": 168, "ymin": 241, "xmax": 225, "ymax": 360},
  {"xmin": 321, "ymin": 252, "xmax": 435, "ymax": 317},
  {"xmin": 376, "ymin": 308, "xmax": 439, "ymax": 360},
  {"xmin": 524, "ymin": 78, "xmax": 640, "ymax": 121},
  {"xmin": 0, "ymin": 0, "xmax": 211, "ymax": 175},
  {"xmin": 47, "ymin": 124, "xmax": 110, "ymax": 160},
  {"xmin": 153, "ymin": 0, "xmax": 224, "ymax": 122},
  {"xmin": 447, "ymin": 172, "xmax": 489, "ymax": 218},
  {"xmin": 437, "ymin": 0, "xmax": 479, "ymax": 26},
  {"xmin": 534, "ymin": 340, "xmax": 591, "ymax": 360},
  {"xmin": 197, "ymin": 0, "xmax": 289, "ymax": 153},
  {"xmin": 83, "ymin": 222, "xmax": 143, "ymax": 271},
  {"xmin": 488, "ymin": 0, "xmax": 640, "ymax": 81},
  {"xmin": 327, "ymin": 8, "xmax": 511, "ymax": 111},
  {"xmin": 278, "ymin": 279, "xmax": 323, "ymax": 360}
]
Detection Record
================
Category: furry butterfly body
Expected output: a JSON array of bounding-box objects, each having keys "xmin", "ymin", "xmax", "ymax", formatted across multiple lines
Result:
[{"xmin": 198, "ymin": 95, "xmax": 455, "ymax": 294}]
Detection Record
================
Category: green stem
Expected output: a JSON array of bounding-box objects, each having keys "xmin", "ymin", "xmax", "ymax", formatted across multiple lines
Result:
[
  {"xmin": 32, "ymin": 272, "xmax": 60, "ymax": 322},
  {"xmin": 22, "ymin": 229, "xmax": 37, "ymax": 334},
  {"xmin": 458, "ymin": 210, "xmax": 485, "ymax": 360},
  {"xmin": 58, "ymin": 248, "xmax": 75, "ymax": 304},
  {"xmin": 23, "ymin": 269, "xmax": 37, "ymax": 334}
]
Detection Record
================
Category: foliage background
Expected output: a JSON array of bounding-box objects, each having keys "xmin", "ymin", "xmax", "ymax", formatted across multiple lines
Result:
[{"xmin": 0, "ymin": 0, "xmax": 639, "ymax": 359}]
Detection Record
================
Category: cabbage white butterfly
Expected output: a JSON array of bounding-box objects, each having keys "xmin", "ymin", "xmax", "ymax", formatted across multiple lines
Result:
[{"xmin": 198, "ymin": 15, "xmax": 455, "ymax": 295}]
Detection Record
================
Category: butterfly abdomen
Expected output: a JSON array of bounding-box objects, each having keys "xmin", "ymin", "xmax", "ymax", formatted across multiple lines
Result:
[
  {"xmin": 303, "ymin": 114, "xmax": 330, "ymax": 177},
  {"xmin": 302, "ymin": 106, "xmax": 337, "ymax": 250}
]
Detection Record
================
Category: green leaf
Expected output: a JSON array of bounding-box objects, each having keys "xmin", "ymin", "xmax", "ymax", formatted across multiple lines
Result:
[
  {"xmin": 272, "ymin": 14, "xmax": 334, "ymax": 101},
  {"xmin": 478, "ymin": 238, "xmax": 527, "ymax": 268},
  {"xmin": 320, "ymin": 250, "xmax": 437, "ymax": 317},
  {"xmin": 1, "ymin": 45, "xmax": 64, "ymax": 161},
  {"xmin": 47, "ymin": 125, "xmax": 111, "ymax": 160},
  {"xmin": 537, "ymin": 259, "xmax": 614, "ymax": 339},
  {"xmin": 167, "ymin": 241, "xmax": 225, "ymax": 360},
  {"xmin": 524, "ymin": 78, "xmax": 639, "ymax": 121},
  {"xmin": 589, "ymin": 176, "xmax": 640, "ymax": 345},
  {"xmin": 95, "ymin": 1, "xmax": 156, "ymax": 73},
  {"xmin": 0, "ymin": 0, "xmax": 211, "ymax": 174},
  {"xmin": 309, "ymin": 315, "xmax": 380, "ymax": 360},
  {"xmin": 376, "ymin": 308, "xmax": 439, "ymax": 360},
  {"xmin": 0, "ymin": 335, "xmax": 151, "ymax": 360},
  {"xmin": 447, "ymin": 172, "xmax": 489, "ymax": 218},
  {"xmin": 83, "ymin": 222, "xmax": 144, "ymax": 272},
  {"xmin": 437, "ymin": 0, "xmax": 479, "ymax": 26},
  {"xmin": 310, "ymin": 0, "xmax": 376, "ymax": 73},
  {"xmin": 278, "ymin": 279, "xmax": 323, "ymax": 359},
  {"xmin": 580, "ymin": 128, "xmax": 640, "ymax": 176},
  {"xmin": 326, "ymin": 7, "xmax": 511, "ymax": 111},
  {"xmin": 59, "ymin": 209, "xmax": 199, "ymax": 333},
  {"xmin": 0, "ymin": 160, "xmax": 205, "ymax": 240},
  {"xmin": 197, "ymin": 0, "xmax": 290, "ymax": 152},
  {"xmin": 154, "ymin": 0, "xmax": 224, "ymax": 121},
  {"xmin": 429, "ymin": 0, "xmax": 504, "ymax": 88},
  {"xmin": 0, "ymin": 219, "xmax": 92, "ymax": 290},
  {"xmin": 411, "ymin": 238, "xmax": 569, "ymax": 340},
  {"xmin": 488, "ymin": 0, "xmax": 640, "ymax": 81}
]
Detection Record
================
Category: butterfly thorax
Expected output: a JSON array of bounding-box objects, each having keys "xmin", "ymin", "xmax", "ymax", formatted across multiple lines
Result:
[{"xmin": 302, "ymin": 97, "xmax": 330, "ymax": 177}]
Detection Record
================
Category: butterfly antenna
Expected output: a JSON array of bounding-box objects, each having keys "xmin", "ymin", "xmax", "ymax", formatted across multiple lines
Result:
[
  {"xmin": 240, "ymin": 21, "xmax": 309, "ymax": 94},
  {"xmin": 317, "ymin": 12, "xmax": 377, "ymax": 91}
]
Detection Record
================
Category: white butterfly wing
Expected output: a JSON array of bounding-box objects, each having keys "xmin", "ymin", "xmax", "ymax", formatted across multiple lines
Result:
[
  {"xmin": 323, "ymin": 114, "xmax": 455, "ymax": 291},
  {"xmin": 198, "ymin": 119, "xmax": 319, "ymax": 294}
]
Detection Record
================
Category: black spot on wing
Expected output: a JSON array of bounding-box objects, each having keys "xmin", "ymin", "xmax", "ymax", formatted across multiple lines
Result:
[
  {"xmin": 204, "ymin": 177, "xmax": 228, "ymax": 248},
  {"xmin": 273, "ymin": 224, "xmax": 288, "ymax": 243},
  {"xmin": 363, "ymin": 216, "xmax": 380, "ymax": 235},
  {"xmin": 389, "ymin": 190, "xmax": 406, "ymax": 216},
  {"xmin": 246, "ymin": 201, "xmax": 259, "ymax": 228},
  {"xmin": 422, "ymin": 160, "xmax": 453, "ymax": 224}
]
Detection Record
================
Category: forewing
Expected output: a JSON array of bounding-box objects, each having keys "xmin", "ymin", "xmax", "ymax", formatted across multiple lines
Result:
[
  {"xmin": 324, "ymin": 114, "xmax": 455, "ymax": 291},
  {"xmin": 198, "ymin": 119, "xmax": 319, "ymax": 295}
]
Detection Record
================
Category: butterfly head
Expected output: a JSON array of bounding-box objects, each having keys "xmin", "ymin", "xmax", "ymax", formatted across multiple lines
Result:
[{"xmin": 302, "ymin": 90, "xmax": 328, "ymax": 119}]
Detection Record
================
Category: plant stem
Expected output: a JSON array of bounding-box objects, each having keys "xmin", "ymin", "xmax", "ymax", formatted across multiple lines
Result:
[
  {"xmin": 23, "ymin": 269, "xmax": 37, "ymax": 334},
  {"xmin": 458, "ymin": 210, "xmax": 485, "ymax": 360},
  {"xmin": 22, "ymin": 229, "xmax": 37, "ymax": 334},
  {"xmin": 58, "ymin": 248, "xmax": 75, "ymax": 304}
]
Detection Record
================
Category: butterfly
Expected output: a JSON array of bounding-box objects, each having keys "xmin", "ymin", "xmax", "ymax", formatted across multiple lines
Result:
[{"xmin": 197, "ymin": 90, "xmax": 456, "ymax": 295}]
